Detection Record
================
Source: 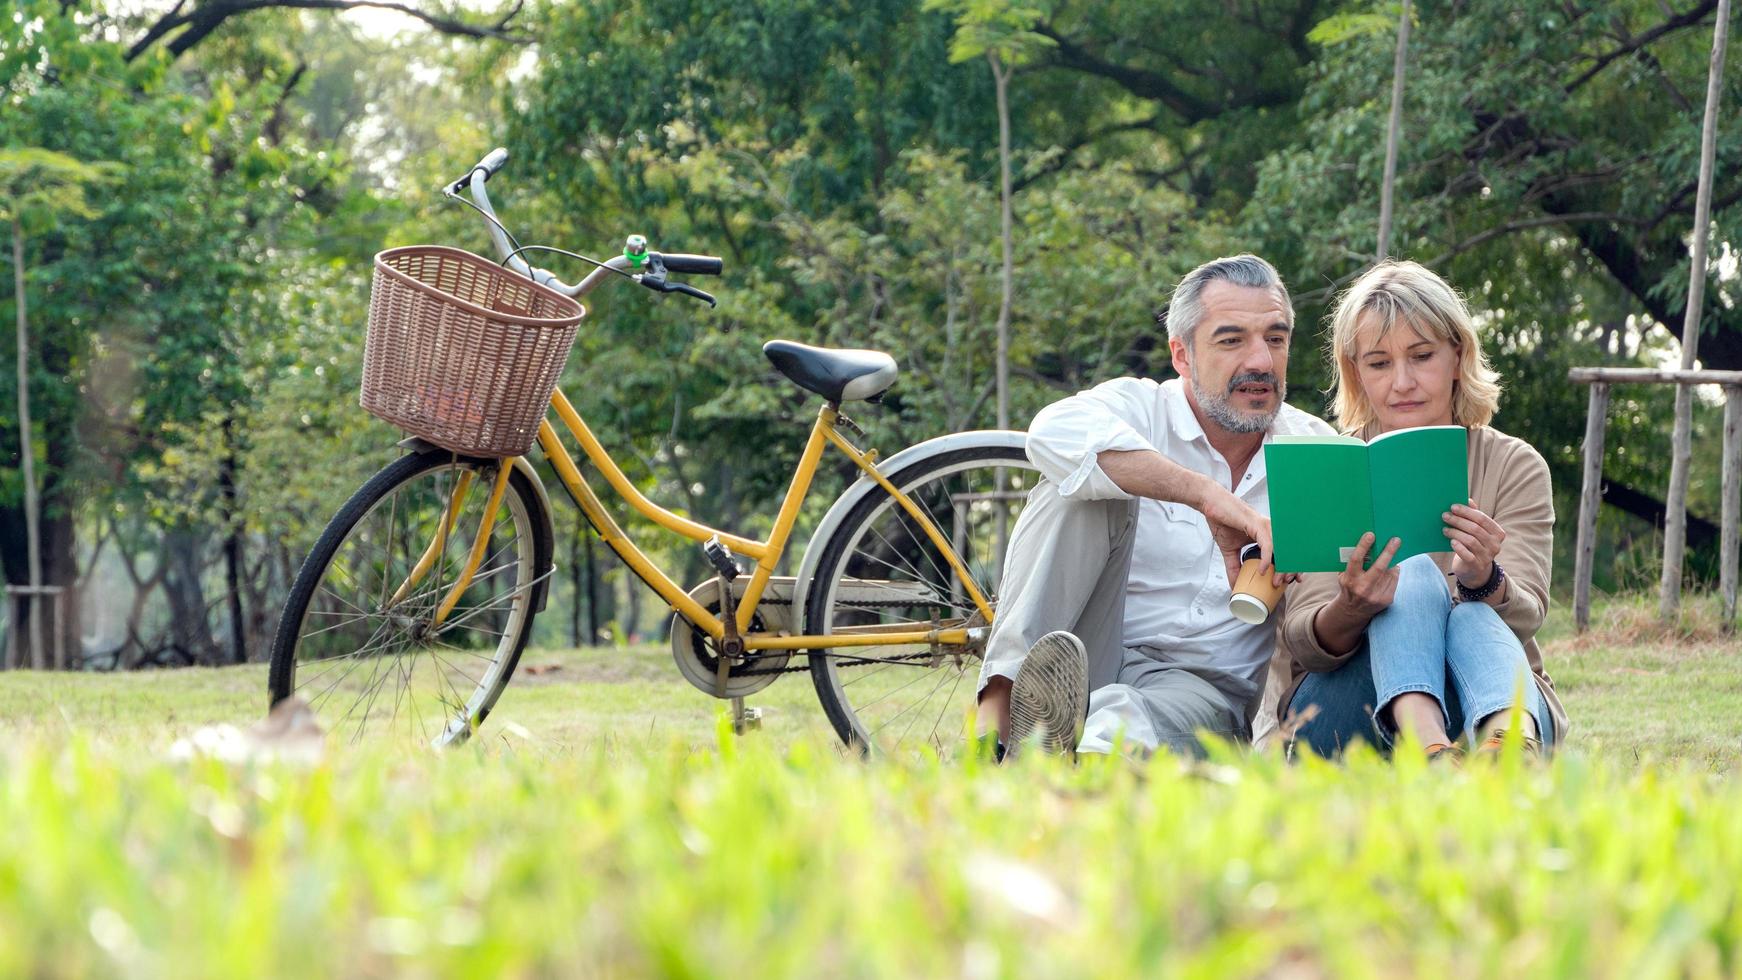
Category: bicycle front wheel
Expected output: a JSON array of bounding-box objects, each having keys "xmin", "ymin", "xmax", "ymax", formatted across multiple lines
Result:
[
  {"xmin": 268, "ymin": 451, "xmax": 551, "ymax": 747},
  {"xmin": 804, "ymin": 442, "xmax": 1038, "ymax": 757}
]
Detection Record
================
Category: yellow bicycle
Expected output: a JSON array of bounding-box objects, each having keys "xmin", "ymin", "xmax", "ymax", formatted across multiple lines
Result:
[{"xmin": 267, "ymin": 150, "xmax": 1038, "ymax": 755}]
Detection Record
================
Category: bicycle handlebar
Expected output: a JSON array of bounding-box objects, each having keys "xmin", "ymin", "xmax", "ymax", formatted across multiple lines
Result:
[
  {"xmin": 657, "ymin": 253, "xmax": 724, "ymax": 276},
  {"xmin": 441, "ymin": 147, "xmax": 723, "ymax": 303},
  {"xmin": 441, "ymin": 147, "xmax": 510, "ymax": 196},
  {"xmin": 476, "ymin": 147, "xmax": 510, "ymax": 180}
]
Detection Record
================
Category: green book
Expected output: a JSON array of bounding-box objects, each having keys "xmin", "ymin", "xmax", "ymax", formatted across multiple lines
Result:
[{"xmin": 1264, "ymin": 426, "xmax": 1469, "ymax": 573}]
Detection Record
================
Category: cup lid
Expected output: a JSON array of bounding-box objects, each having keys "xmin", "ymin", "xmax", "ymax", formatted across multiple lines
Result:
[{"xmin": 1227, "ymin": 593, "xmax": 1272, "ymax": 625}]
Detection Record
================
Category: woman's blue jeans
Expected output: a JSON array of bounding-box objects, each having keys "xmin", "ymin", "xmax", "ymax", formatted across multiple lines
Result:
[{"xmin": 1288, "ymin": 555, "xmax": 1553, "ymax": 757}]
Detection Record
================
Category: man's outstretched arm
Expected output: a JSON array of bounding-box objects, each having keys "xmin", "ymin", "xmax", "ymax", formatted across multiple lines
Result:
[{"xmin": 1097, "ymin": 449, "xmax": 1273, "ymax": 586}]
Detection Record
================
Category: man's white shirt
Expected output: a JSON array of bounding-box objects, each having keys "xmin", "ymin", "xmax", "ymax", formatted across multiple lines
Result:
[{"xmin": 1025, "ymin": 376, "xmax": 1335, "ymax": 706}]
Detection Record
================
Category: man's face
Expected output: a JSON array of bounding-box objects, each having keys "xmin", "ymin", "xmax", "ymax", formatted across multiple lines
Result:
[{"xmin": 1169, "ymin": 280, "xmax": 1292, "ymax": 435}]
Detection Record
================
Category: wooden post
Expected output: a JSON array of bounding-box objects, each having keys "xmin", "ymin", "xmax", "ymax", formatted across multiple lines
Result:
[
  {"xmin": 1660, "ymin": 0, "xmax": 1730, "ymax": 623},
  {"xmin": 1376, "ymin": 0, "xmax": 1411, "ymax": 260},
  {"xmin": 1722, "ymin": 386, "xmax": 1741, "ymax": 633},
  {"xmin": 1574, "ymin": 383, "xmax": 1611, "ymax": 633},
  {"xmin": 12, "ymin": 217, "xmax": 44, "ymax": 670},
  {"xmin": 1569, "ymin": 368, "xmax": 1742, "ymax": 384},
  {"xmin": 52, "ymin": 588, "xmax": 64, "ymax": 671}
]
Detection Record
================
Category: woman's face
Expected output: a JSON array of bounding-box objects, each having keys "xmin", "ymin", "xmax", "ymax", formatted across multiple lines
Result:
[{"xmin": 1353, "ymin": 316, "xmax": 1460, "ymax": 431}]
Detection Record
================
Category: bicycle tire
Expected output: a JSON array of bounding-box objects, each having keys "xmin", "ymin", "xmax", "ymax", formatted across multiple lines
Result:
[
  {"xmin": 804, "ymin": 442, "xmax": 1037, "ymax": 756},
  {"xmin": 268, "ymin": 450, "xmax": 553, "ymax": 746}
]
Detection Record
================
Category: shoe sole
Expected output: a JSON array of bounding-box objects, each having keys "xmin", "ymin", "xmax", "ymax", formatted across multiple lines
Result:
[{"xmin": 1006, "ymin": 631, "xmax": 1088, "ymax": 758}]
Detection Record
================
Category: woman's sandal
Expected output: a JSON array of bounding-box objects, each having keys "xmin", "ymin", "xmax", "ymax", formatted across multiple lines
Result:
[
  {"xmin": 1475, "ymin": 729, "xmax": 1543, "ymax": 758},
  {"xmin": 1423, "ymin": 742, "xmax": 1465, "ymax": 765}
]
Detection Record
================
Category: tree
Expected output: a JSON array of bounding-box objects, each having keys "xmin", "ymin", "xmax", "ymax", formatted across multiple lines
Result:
[
  {"xmin": 0, "ymin": 148, "xmax": 114, "ymax": 668},
  {"xmin": 928, "ymin": 0, "xmax": 1057, "ymax": 433}
]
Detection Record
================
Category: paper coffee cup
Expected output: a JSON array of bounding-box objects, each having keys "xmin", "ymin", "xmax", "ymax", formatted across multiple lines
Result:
[{"xmin": 1228, "ymin": 543, "xmax": 1284, "ymax": 625}]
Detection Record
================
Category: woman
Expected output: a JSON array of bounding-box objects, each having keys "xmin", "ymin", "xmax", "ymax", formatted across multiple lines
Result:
[{"xmin": 1268, "ymin": 261, "xmax": 1566, "ymax": 758}]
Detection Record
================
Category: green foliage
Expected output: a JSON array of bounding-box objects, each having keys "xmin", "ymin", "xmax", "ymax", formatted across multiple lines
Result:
[
  {"xmin": 1306, "ymin": 6, "xmax": 1405, "ymax": 47},
  {"xmin": 925, "ymin": 0, "xmax": 1057, "ymax": 65},
  {"xmin": 0, "ymin": 148, "xmax": 119, "ymax": 231}
]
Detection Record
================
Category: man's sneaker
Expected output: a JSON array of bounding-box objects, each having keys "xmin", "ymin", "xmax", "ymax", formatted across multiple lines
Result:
[{"xmin": 1005, "ymin": 631, "xmax": 1088, "ymax": 759}]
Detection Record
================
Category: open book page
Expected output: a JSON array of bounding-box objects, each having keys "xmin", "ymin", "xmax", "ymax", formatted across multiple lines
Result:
[
  {"xmin": 1368, "ymin": 426, "xmax": 1469, "ymax": 562},
  {"xmin": 1265, "ymin": 436, "xmax": 1372, "ymax": 573}
]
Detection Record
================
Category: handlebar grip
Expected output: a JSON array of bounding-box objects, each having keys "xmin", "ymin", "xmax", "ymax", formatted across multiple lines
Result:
[
  {"xmin": 656, "ymin": 252, "xmax": 724, "ymax": 276},
  {"xmin": 476, "ymin": 147, "xmax": 509, "ymax": 179}
]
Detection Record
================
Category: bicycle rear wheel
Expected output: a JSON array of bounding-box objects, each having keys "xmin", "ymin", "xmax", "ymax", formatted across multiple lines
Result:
[
  {"xmin": 268, "ymin": 451, "xmax": 551, "ymax": 746},
  {"xmin": 804, "ymin": 443, "xmax": 1037, "ymax": 757}
]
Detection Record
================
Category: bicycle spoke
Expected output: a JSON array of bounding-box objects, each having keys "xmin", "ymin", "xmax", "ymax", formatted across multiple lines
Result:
[
  {"xmin": 300, "ymin": 612, "xmax": 380, "ymax": 639},
  {"xmin": 924, "ymin": 663, "xmax": 969, "ymax": 752},
  {"xmin": 849, "ymin": 662, "xmax": 945, "ymax": 714},
  {"xmin": 335, "ymin": 639, "xmax": 403, "ymax": 740},
  {"xmin": 873, "ymin": 666, "xmax": 960, "ymax": 741},
  {"xmin": 811, "ymin": 451, "xmax": 1036, "ymax": 757},
  {"xmin": 296, "ymin": 617, "xmax": 397, "ymax": 695},
  {"xmin": 862, "ymin": 520, "xmax": 951, "ymax": 603},
  {"xmin": 316, "ymin": 582, "xmax": 375, "ymax": 619},
  {"xmin": 387, "ymin": 643, "xmax": 413, "ymax": 731}
]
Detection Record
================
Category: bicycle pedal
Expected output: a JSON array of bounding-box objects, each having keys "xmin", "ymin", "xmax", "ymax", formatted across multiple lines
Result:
[{"xmin": 703, "ymin": 535, "xmax": 743, "ymax": 581}]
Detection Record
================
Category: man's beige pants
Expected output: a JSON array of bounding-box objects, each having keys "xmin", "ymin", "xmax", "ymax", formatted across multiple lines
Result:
[{"xmin": 979, "ymin": 480, "xmax": 1246, "ymax": 755}]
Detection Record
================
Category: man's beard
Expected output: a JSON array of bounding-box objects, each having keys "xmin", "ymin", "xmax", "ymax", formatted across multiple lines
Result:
[{"xmin": 1192, "ymin": 371, "xmax": 1285, "ymax": 435}]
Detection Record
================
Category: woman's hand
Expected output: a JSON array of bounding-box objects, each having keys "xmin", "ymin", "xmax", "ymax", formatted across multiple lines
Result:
[
  {"xmin": 1334, "ymin": 532, "xmax": 1403, "ymax": 619},
  {"xmin": 1444, "ymin": 501, "xmax": 1505, "ymax": 590},
  {"xmin": 1310, "ymin": 533, "xmax": 1402, "ymax": 656}
]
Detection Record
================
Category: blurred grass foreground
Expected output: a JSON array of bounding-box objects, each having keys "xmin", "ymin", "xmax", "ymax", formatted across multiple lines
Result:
[
  {"xmin": 1, "ymin": 727, "xmax": 1740, "ymax": 975},
  {"xmin": 2, "ymin": 598, "xmax": 1741, "ymax": 978}
]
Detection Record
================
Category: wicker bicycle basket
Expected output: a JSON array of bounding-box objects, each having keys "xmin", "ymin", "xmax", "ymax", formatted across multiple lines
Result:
[{"xmin": 361, "ymin": 246, "xmax": 585, "ymax": 457}]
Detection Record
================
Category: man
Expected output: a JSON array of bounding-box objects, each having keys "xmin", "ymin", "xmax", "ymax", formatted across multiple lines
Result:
[{"xmin": 978, "ymin": 254, "xmax": 1334, "ymax": 758}]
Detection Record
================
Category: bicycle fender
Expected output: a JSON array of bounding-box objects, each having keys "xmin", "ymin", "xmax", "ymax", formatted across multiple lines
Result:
[
  {"xmin": 395, "ymin": 436, "xmax": 557, "ymax": 614},
  {"xmin": 790, "ymin": 428, "xmax": 1028, "ymax": 618}
]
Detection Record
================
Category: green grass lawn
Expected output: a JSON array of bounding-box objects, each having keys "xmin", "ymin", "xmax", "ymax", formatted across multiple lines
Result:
[{"xmin": 0, "ymin": 596, "xmax": 1738, "ymax": 976}]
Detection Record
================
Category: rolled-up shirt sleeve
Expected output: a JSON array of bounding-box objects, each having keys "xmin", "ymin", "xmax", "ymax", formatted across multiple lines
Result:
[{"xmin": 1025, "ymin": 378, "xmax": 1162, "ymax": 500}]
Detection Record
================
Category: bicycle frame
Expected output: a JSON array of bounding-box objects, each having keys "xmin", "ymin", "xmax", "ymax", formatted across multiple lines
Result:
[{"xmin": 413, "ymin": 386, "xmax": 993, "ymax": 654}]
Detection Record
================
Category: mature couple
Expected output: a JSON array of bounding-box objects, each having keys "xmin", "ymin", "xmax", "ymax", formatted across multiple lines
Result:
[{"xmin": 979, "ymin": 255, "xmax": 1565, "ymax": 761}]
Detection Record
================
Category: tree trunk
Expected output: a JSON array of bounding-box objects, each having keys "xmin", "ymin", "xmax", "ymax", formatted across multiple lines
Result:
[
  {"xmin": 618, "ymin": 564, "xmax": 640, "ymax": 643},
  {"xmin": 1660, "ymin": 0, "xmax": 1729, "ymax": 622},
  {"xmin": 989, "ymin": 51, "xmax": 1014, "ymax": 434},
  {"xmin": 160, "ymin": 528, "xmax": 217, "ymax": 664},
  {"xmin": 990, "ymin": 51, "xmax": 1015, "ymax": 579},
  {"xmin": 569, "ymin": 519, "xmax": 582, "ymax": 648},
  {"xmin": 43, "ymin": 505, "xmax": 78, "ymax": 669},
  {"xmin": 584, "ymin": 530, "xmax": 599, "ymax": 646},
  {"xmin": 220, "ymin": 419, "xmax": 247, "ymax": 663},
  {"xmin": 11, "ymin": 217, "xmax": 43, "ymax": 669}
]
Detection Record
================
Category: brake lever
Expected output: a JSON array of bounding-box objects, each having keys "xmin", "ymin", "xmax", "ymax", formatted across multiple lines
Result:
[
  {"xmin": 669, "ymin": 282, "xmax": 717, "ymax": 308},
  {"xmin": 441, "ymin": 169, "xmax": 478, "ymax": 198},
  {"xmin": 637, "ymin": 270, "xmax": 717, "ymax": 308}
]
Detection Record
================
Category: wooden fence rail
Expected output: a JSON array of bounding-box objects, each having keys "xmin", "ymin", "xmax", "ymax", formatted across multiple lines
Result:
[{"xmin": 1568, "ymin": 367, "xmax": 1742, "ymax": 633}]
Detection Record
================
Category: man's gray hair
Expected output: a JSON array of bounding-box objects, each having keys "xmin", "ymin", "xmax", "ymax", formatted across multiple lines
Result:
[{"xmin": 1159, "ymin": 254, "xmax": 1292, "ymax": 349}]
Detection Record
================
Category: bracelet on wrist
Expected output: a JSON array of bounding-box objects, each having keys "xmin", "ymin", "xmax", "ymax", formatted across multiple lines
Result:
[{"xmin": 1457, "ymin": 560, "xmax": 1505, "ymax": 602}]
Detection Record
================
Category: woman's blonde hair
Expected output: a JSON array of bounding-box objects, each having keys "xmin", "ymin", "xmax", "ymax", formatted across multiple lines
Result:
[{"xmin": 1327, "ymin": 260, "xmax": 1502, "ymax": 432}]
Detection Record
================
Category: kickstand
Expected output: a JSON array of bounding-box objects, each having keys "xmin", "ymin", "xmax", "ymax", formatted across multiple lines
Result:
[{"xmin": 730, "ymin": 696, "xmax": 762, "ymax": 734}]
